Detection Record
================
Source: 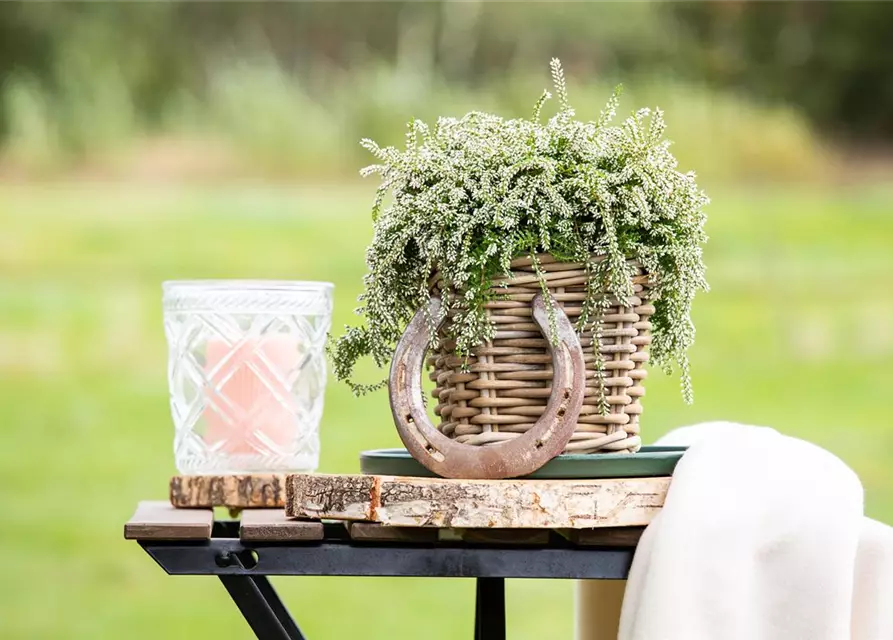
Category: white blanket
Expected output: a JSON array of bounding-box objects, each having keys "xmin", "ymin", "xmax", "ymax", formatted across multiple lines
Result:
[{"xmin": 576, "ymin": 422, "xmax": 893, "ymax": 640}]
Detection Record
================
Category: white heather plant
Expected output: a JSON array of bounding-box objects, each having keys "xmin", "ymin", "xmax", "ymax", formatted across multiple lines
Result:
[{"xmin": 332, "ymin": 59, "xmax": 708, "ymax": 402}]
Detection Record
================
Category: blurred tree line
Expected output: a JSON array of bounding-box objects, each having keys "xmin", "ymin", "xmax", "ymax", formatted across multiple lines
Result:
[{"xmin": 0, "ymin": 1, "xmax": 890, "ymax": 150}]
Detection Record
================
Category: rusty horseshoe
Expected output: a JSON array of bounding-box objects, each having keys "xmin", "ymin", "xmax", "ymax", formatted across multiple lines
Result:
[{"xmin": 388, "ymin": 294, "xmax": 585, "ymax": 479}]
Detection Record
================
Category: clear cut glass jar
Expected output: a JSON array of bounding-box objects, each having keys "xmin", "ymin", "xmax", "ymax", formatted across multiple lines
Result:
[{"xmin": 163, "ymin": 280, "xmax": 333, "ymax": 474}]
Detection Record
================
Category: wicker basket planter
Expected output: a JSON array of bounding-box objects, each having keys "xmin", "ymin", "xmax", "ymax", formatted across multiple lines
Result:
[
  {"xmin": 428, "ymin": 254, "xmax": 653, "ymax": 455},
  {"xmin": 334, "ymin": 61, "xmax": 708, "ymax": 479}
]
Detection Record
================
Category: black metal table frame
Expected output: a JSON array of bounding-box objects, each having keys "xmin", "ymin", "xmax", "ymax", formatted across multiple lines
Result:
[{"xmin": 140, "ymin": 521, "xmax": 634, "ymax": 640}]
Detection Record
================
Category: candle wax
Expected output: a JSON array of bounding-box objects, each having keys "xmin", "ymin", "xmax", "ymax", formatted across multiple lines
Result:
[{"xmin": 203, "ymin": 334, "xmax": 302, "ymax": 455}]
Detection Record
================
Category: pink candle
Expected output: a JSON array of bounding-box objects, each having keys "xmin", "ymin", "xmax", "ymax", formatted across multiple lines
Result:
[{"xmin": 203, "ymin": 334, "xmax": 301, "ymax": 455}]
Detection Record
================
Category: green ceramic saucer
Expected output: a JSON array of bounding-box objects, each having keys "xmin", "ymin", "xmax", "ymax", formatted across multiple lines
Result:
[{"xmin": 359, "ymin": 445, "xmax": 686, "ymax": 480}]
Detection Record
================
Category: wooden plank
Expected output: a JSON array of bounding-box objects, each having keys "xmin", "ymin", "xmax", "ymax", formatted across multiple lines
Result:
[
  {"xmin": 287, "ymin": 474, "xmax": 669, "ymax": 529},
  {"xmin": 124, "ymin": 501, "xmax": 213, "ymax": 540},
  {"xmin": 170, "ymin": 474, "xmax": 286, "ymax": 508},
  {"xmin": 239, "ymin": 509, "xmax": 323, "ymax": 542},
  {"xmin": 347, "ymin": 522, "xmax": 438, "ymax": 543},
  {"xmin": 558, "ymin": 526, "xmax": 645, "ymax": 547}
]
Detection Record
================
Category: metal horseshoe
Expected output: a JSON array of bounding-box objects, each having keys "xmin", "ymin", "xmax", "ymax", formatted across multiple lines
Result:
[{"xmin": 388, "ymin": 293, "xmax": 586, "ymax": 479}]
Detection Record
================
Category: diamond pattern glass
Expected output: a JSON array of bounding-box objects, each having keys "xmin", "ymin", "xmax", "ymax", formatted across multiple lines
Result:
[{"xmin": 163, "ymin": 281, "xmax": 333, "ymax": 474}]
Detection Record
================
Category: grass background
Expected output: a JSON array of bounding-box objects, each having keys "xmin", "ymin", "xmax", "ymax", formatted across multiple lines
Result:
[{"xmin": 1, "ymin": 179, "xmax": 891, "ymax": 639}]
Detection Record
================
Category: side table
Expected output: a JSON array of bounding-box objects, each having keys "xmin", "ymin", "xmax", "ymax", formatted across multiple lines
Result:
[{"xmin": 125, "ymin": 501, "xmax": 640, "ymax": 640}]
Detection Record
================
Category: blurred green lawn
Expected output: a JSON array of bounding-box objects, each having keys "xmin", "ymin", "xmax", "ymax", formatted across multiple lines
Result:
[{"xmin": 1, "ymin": 180, "xmax": 891, "ymax": 639}]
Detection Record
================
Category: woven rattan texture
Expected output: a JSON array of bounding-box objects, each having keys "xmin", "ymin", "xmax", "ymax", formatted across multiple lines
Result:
[{"xmin": 428, "ymin": 254, "xmax": 652, "ymax": 454}]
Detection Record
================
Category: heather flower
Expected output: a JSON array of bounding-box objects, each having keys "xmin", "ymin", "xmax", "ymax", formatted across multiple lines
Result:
[{"xmin": 332, "ymin": 59, "xmax": 708, "ymax": 402}]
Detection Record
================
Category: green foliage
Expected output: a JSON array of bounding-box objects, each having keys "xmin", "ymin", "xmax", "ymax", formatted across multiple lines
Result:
[
  {"xmin": 0, "ymin": 54, "xmax": 830, "ymax": 182},
  {"xmin": 672, "ymin": 2, "xmax": 893, "ymax": 139},
  {"xmin": 2, "ymin": 2, "xmax": 891, "ymax": 143},
  {"xmin": 332, "ymin": 60, "xmax": 709, "ymax": 401},
  {"xmin": 0, "ymin": 3, "xmax": 832, "ymax": 182},
  {"xmin": 166, "ymin": 53, "xmax": 346, "ymax": 175}
]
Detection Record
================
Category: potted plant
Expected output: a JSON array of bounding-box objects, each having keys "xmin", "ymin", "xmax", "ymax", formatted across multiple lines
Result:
[{"xmin": 332, "ymin": 59, "xmax": 708, "ymax": 467}]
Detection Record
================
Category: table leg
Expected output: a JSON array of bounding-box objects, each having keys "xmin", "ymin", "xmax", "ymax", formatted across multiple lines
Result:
[
  {"xmin": 575, "ymin": 580, "xmax": 625, "ymax": 640},
  {"xmin": 474, "ymin": 577, "xmax": 506, "ymax": 640},
  {"xmin": 219, "ymin": 575, "xmax": 305, "ymax": 640}
]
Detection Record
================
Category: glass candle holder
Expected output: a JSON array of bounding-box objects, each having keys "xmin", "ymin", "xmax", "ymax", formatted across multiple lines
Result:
[{"xmin": 163, "ymin": 280, "xmax": 333, "ymax": 474}]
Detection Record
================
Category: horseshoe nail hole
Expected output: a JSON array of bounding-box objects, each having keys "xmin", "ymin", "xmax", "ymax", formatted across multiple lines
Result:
[
  {"xmin": 406, "ymin": 415, "xmax": 414, "ymax": 424},
  {"xmin": 425, "ymin": 444, "xmax": 437, "ymax": 455},
  {"xmin": 563, "ymin": 390, "xmax": 571, "ymax": 400},
  {"xmin": 535, "ymin": 440, "xmax": 544, "ymax": 449},
  {"xmin": 557, "ymin": 408, "xmax": 566, "ymax": 417}
]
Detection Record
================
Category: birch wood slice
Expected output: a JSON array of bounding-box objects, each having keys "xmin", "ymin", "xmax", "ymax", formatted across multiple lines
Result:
[
  {"xmin": 286, "ymin": 473, "xmax": 669, "ymax": 529},
  {"xmin": 170, "ymin": 474, "xmax": 287, "ymax": 508}
]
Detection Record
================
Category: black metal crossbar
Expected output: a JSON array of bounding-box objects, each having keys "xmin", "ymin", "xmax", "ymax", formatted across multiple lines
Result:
[
  {"xmin": 142, "ymin": 538, "xmax": 635, "ymax": 579},
  {"xmin": 138, "ymin": 522, "xmax": 634, "ymax": 640}
]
